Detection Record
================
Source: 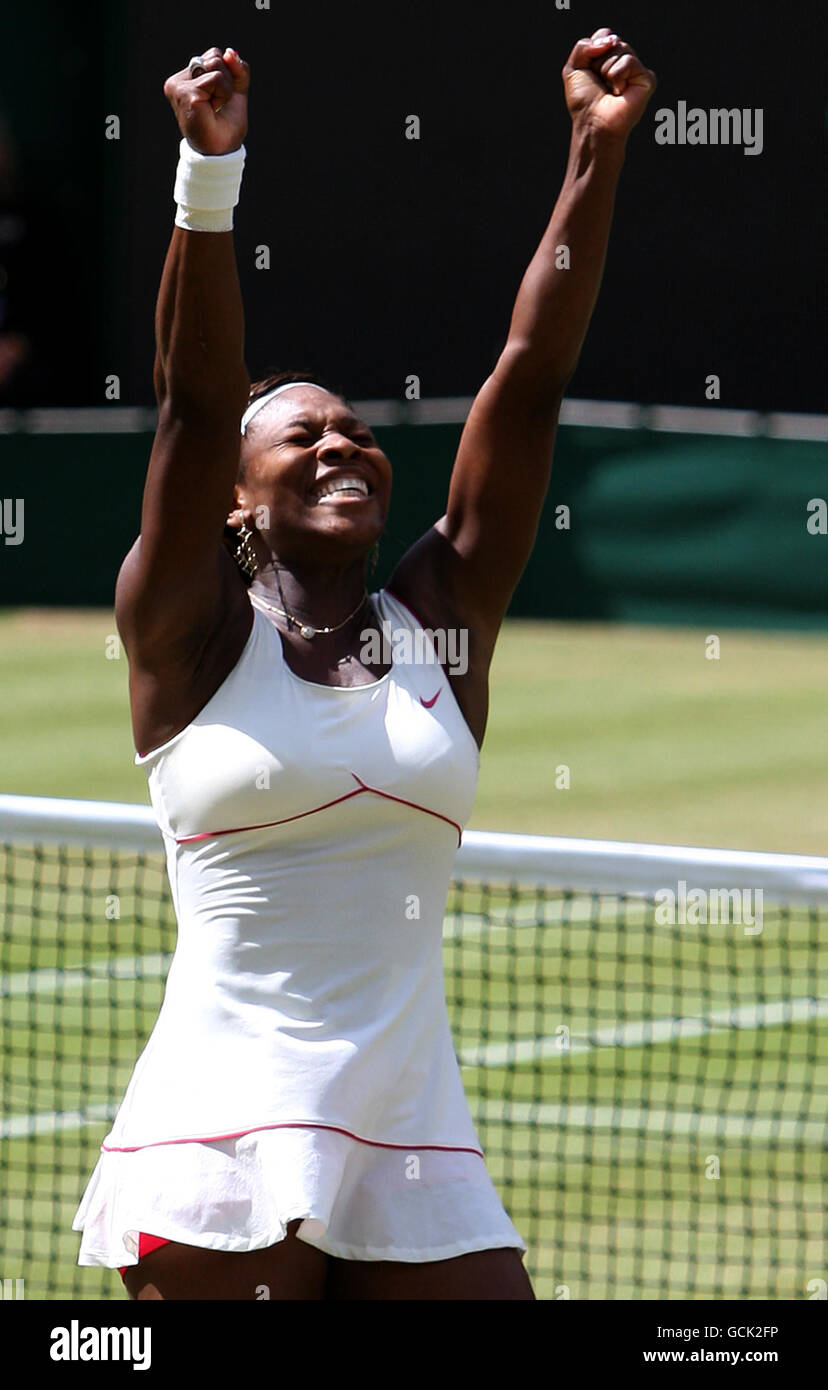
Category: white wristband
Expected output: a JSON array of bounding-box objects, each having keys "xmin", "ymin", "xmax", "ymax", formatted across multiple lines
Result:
[{"xmin": 173, "ymin": 138, "xmax": 246, "ymax": 232}]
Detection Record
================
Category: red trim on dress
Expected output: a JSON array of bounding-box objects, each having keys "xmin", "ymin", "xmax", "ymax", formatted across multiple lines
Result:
[
  {"xmin": 175, "ymin": 774, "xmax": 461, "ymax": 847},
  {"xmin": 348, "ymin": 773, "xmax": 462, "ymax": 845},
  {"xmin": 175, "ymin": 786, "xmax": 365, "ymax": 843},
  {"xmin": 102, "ymin": 1118, "xmax": 484, "ymax": 1158}
]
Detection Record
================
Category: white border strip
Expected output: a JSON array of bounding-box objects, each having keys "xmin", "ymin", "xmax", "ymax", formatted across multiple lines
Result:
[
  {"xmin": 645, "ymin": 405, "xmax": 761, "ymax": 436},
  {"xmin": 472, "ymin": 1099, "xmax": 825, "ymax": 1145},
  {"xmin": 459, "ymin": 996, "xmax": 828, "ymax": 1067},
  {"xmin": 455, "ymin": 829, "xmax": 828, "ymax": 901},
  {"xmin": 0, "ymin": 401, "xmax": 825, "ymax": 441},
  {"xmin": 0, "ymin": 1103, "xmax": 117, "ymax": 1140},
  {"xmin": 559, "ymin": 398, "xmax": 642, "ymax": 429},
  {"xmin": 0, "ymin": 795, "xmax": 163, "ymax": 854},
  {"xmin": 0, "ymin": 408, "xmax": 158, "ymax": 434},
  {"xmin": 0, "ymin": 953, "xmax": 170, "ymax": 999},
  {"xmin": 2, "ymin": 795, "xmax": 828, "ymax": 903}
]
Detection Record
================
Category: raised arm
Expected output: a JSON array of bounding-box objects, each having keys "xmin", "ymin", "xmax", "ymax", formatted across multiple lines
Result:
[
  {"xmin": 390, "ymin": 27, "xmax": 656, "ymax": 644},
  {"xmin": 116, "ymin": 48, "xmax": 252, "ymax": 661}
]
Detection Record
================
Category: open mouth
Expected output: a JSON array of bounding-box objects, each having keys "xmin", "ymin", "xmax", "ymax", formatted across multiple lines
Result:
[{"xmin": 313, "ymin": 476, "xmax": 372, "ymax": 503}]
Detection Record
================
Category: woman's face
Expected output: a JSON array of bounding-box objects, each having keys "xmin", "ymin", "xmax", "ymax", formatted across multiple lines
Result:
[{"xmin": 235, "ymin": 385, "xmax": 392, "ymax": 569}]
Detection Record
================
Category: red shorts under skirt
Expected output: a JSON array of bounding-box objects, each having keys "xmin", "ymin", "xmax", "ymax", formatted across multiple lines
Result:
[{"xmin": 118, "ymin": 1232, "xmax": 170, "ymax": 1280}]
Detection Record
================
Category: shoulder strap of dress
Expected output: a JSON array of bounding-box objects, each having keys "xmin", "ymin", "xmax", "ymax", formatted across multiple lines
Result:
[
  {"xmin": 246, "ymin": 594, "xmax": 289, "ymax": 671},
  {"xmin": 372, "ymin": 587, "xmax": 454, "ymax": 676},
  {"xmin": 373, "ymin": 586, "xmax": 426, "ymax": 634}
]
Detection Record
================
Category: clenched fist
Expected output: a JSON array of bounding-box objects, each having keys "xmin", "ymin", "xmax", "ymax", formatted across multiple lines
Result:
[
  {"xmin": 163, "ymin": 46, "xmax": 250, "ymax": 156},
  {"xmin": 563, "ymin": 28, "xmax": 656, "ymax": 142}
]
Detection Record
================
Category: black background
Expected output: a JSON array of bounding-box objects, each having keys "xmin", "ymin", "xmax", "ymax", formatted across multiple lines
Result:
[{"xmin": 1, "ymin": 0, "xmax": 825, "ymax": 411}]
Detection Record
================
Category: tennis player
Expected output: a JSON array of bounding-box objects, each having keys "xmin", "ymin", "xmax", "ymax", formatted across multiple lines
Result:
[{"xmin": 73, "ymin": 29, "xmax": 655, "ymax": 1300}]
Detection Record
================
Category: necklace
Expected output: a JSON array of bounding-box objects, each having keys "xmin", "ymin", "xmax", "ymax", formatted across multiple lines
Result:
[{"xmin": 249, "ymin": 586, "xmax": 369, "ymax": 641}]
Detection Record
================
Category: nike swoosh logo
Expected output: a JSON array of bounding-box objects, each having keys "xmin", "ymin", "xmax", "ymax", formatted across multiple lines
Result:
[{"xmin": 420, "ymin": 690, "xmax": 442, "ymax": 708}]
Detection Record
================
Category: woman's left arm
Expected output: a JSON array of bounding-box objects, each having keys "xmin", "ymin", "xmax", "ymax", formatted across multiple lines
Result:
[{"xmin": 390, "ymin": 27, "xmax": 656, "ymax": 640}]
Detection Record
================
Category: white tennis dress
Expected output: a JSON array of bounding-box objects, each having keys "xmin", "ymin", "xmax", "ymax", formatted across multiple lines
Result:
[{"xmin": 73, "ymin": 588, "xmax": 525, "ymax": 1268}]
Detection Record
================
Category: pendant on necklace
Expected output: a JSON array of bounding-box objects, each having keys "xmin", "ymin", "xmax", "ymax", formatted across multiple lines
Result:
[{"xmin": 299, "ymin": 624, "xmax": 315, "ymax": 640}]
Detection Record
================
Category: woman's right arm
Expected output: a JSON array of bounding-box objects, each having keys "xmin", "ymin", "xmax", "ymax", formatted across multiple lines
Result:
[{"xmin": 116, "ymin": 48, "xmax": 251, "ymax": 664}]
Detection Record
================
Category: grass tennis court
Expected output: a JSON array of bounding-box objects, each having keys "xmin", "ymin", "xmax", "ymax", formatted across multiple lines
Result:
[{"xmin": 1, "ymin": 609, "xmax": 826, "ymax": 1299}]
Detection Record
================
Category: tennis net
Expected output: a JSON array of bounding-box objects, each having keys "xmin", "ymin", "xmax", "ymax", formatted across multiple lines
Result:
[{"xmin": 1, "ymin": 793, "xmax": 826, "ymax": 1300}]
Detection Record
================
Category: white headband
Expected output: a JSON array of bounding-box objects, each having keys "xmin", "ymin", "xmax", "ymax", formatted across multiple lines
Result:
[{"xmin": 240, "ymin": 381, "xmax": 329, "ymax": 435}]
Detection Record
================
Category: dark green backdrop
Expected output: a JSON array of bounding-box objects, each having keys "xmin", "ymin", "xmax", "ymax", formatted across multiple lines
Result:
[{"xmin": 3, "ymin": 425, "xmax": 827, "ymax": 628}]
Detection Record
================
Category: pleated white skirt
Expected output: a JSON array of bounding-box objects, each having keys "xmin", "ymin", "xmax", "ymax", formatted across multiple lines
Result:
[{"xmin": 73, "ymin": 1124, "xmax": 526, "ymax": 1268}]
